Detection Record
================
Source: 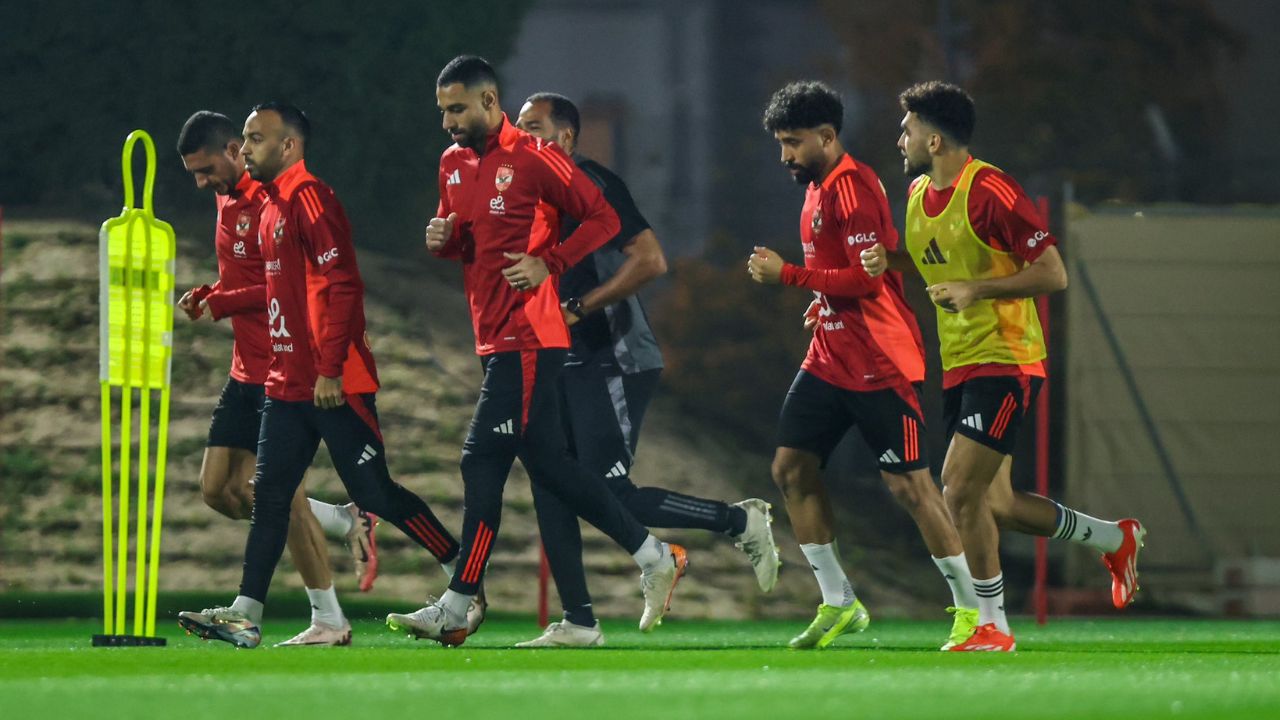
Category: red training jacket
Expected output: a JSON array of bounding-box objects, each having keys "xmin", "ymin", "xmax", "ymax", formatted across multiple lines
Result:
[
  {"xmin": 190, "ymin": 172, "xmax": 271, "ymax": 384},
  {"xmin": 780, "ymin": 154, "xmax": 926, "ymax": 397},
  {"xmin": 434, "ymin": 115, "xmax": 620, "ymax": 355},
  {"xmin": 257, "ymin": 160, "xmax": 378, "ymax": 401}
]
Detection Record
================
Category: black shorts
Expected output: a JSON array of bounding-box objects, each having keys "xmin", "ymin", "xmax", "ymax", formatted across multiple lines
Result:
[
  {"xmin": 558, "ymin": 364, "xmax": 660, "ymax": 483},
  {"xmin": 943, "ymin": 375, "xmax": 1044, "ymax": 456},
  {"xmin": 776, "ymin": 370, "xmax": 928, "ymax": 473},
  {"xmin": 207, "ymin": 376, "xmax": 265, "ymax": 452}
]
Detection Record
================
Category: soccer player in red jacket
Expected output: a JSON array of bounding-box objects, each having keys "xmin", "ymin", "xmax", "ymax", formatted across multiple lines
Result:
[
  {"xmin": 178, "ymin": 103, "xmax": 463, "ymax": 648},
  {"xmin": 385, "ymin": 56, "xmax": 685, "ymax": 647},
  {"xmin": 175, "ymin": 110, "xmax": 375, "ymax": 646},
  {"xmin": 748, "ymin": 82, "xmax": 977, "ymax": 650}
]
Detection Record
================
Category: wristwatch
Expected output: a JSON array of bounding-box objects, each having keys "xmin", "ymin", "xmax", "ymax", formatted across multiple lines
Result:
[{"xmin": 564, "ymin": 297, "xmax": 586, "ymax": 320}]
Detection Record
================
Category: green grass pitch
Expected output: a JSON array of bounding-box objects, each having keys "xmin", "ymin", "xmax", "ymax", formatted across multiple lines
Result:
[{"xmin": 2, "ymin": 616, "xmax": 1279, "ymax": 719}]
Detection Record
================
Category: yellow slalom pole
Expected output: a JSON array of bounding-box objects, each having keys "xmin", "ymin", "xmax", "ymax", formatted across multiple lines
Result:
[
  {"xmin": 100, "ymin": 381, "xmax": 114, "ymax": 636},
  {"xmin": 132, "ymin": 217, "xmax": 153, "ymax": 637},
  {"xmin": 115, "ymin": 215, "xmax": 134, "ymax": 635},
  {"xmin": 145, "ymin": 383, "xmax": 170, "ymax": 636}
]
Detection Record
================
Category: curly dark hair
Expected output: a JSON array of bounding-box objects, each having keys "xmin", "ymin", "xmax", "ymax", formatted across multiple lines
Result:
[
  {"xmin": 762, "ymin": 81, "xmax": 843, "ymax": 134},
  {"xmin": 898, "ymin": 81, "xmax": 975, "ymax": 145}
]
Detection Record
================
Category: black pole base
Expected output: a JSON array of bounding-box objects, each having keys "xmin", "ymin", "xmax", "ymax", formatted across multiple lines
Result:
[{"xmin": 92, "ymin": 634, "xmax": 167, "ymax": 647}]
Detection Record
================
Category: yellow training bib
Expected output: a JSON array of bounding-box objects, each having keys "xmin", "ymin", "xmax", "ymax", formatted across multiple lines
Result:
[{"xmin": 904, "ymin": 159, "xmax": 1044, "ymax": 371}]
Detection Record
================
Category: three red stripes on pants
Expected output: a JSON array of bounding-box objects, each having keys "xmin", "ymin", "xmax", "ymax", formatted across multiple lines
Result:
[{"xmin": 462, "ymin": 521, "xmax": 494, "ymax": 584}]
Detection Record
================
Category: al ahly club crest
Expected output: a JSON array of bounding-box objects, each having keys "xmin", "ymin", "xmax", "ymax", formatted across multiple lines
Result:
[
  {"xmin": 811, "ymin": 207, "xmax": 823, "ymax": 234},
  {"xmin": 236, "ymin": 211, "xmax": 252, "ymax": 237},
  {"xmin": 495, "ymin": 164, "xmax": 515, "ymax": 193},
  {"xmin": 273, "ymin": 216, "xmax": 286, "ymax": 243}
]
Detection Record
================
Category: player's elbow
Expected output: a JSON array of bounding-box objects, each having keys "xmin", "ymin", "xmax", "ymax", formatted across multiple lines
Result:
[
  {"xmin": 628, "ymin": 230, "xmax": 668, "ymax": 281},
  {"xmin": 597, "ymin": 209, "xmax": 621, "ymax": 238},
  {"xmin": 1048, "ymin": 264, "xmax": 1068, "ymax": 293},
  {"xmin": 1034, "ymin": 249, "xmax": 1068, "ymax": 294},
  {"xmin": 645, "ymin": 247, "xmax": 668, "ymax": 280},
  {"xmin": 1056, "ymin": 267, "xmax": 1069, "ymax": 292}
]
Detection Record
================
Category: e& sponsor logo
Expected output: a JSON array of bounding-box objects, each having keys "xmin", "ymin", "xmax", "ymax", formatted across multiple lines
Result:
[{"xmin": 268, "ymin": 297, "xmax": 292, "ymax": 343}]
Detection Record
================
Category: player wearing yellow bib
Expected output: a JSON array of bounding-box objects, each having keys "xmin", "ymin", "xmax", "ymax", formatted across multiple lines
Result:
[{"xmin": 862, "ymin": 82, "xmax": 1145, "ymax": 651}]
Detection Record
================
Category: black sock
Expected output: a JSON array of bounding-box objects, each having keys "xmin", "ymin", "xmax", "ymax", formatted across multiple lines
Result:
[
  {"xmin": 564, "ymin": 604, "xmax": 596, "ymax": 628},
  {"xmin": 727, "ymin": 505, "xmax": 748, "ymax": 536},
  {"xmin": 626, "ymin": 487, "xmax": 739, "ymax": 534}
]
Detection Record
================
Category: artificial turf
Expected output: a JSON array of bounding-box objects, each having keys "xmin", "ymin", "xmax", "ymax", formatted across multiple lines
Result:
[{"xmin": 2, "ymin": 615, "xmax": 1278, "ymax": 719}]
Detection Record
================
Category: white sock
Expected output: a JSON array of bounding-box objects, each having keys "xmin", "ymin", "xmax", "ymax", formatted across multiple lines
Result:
[
  {"xmin": 933, "ymin": 553, "xmax": 979, "ymax": 608},
  {"xmin": 441, "ymin": 557, "xmax": 458, "ymax": 580},
  {"xmin": 308, "ymin": 499, "xmax": 354, "ymax": 536},
  {"xmin": 973, "ymin": 574, "xmax": 1010, "ymax": 634},
  {"xmin": 1053, "ymin": 503, "xmax": 1123, "ymax": 553},
  {"xmin": 230, "ymin": 595, "xmax": 264, "ymax": 624},
  {"xmin": 800, "ymin": 542, "xmax": 856, "ymax": 607},
  {"xmin": 438, "ymin": 589, "xmax": 471, "ymax": 627},
  {"xmin": 632, "ymin": 534, "xmax": 669, "ymax": 571},
  {"xmin": 305, "ymin": 585, "xmax": 345, "ymax": 627}
]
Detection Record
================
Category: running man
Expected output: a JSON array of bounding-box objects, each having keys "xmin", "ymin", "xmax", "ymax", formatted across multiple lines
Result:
[
  {"xmin": 386, "ymin": 56, "xmax": 686, "ymax": 647},
  {"xmin": 512, "ymin": 93, "xmax": 779, "ymax": 648},
  {"xmin": 174, "ymin": 110, "xmax": 376, "ymax": 645},
  {"xmin": 177, "ymin": 103, "xmax": 466, "ymax": 648},
  {"xmin": 861, "ymin": 81, "xmax": 1145, "ymax": 651},
  {"xmin": 749, "ymin": 81, "xmax": 980, "ymax": 650}
]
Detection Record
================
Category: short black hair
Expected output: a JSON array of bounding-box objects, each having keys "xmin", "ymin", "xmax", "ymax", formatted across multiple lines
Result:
[
  {"xmin": 526, "ymin": 92, "xmax": 580, "ymax": 138},
  {"xmin": 898, "ymin": 81, "xmax": 975, "ymax": 146},
  {"xmin": 176, "ymin": 111, "xmax": 238, "ymax": 155},
  {"xmin": 438, "ymin": 55, "xmax": 499, "ymax": 90},
  {"xmin": 250, "ymin": 101, "xmax": 311, "ymax": 145},
  {"xmin": 762, "ymin": 81, "xmax": 843, "ymax": 134}
]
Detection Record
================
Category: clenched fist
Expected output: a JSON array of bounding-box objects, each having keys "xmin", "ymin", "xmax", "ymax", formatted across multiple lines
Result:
[
  {"xmin": 747, "ymin": 246, "xmax": 784, "ymax": 284},
  {"xmin": 425, "ymin": 212, "xmax": 458, "ymax": 253},
  {"xmin": 860, "ymin": 243, "xmax": 887, "ymax": 278}
]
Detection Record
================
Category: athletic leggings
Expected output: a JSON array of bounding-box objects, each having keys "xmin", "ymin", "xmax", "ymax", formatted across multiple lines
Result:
[
  {"xmin": 447, "ymin": 349, "xmax": 649, "ymax": 595},
  {"xmin": 534, "ymin": 364, "xmax": 739, "ymax": 623},
  {"xmin": 238, "ymin": 393, "xmax": 457, "ymax": 603}
]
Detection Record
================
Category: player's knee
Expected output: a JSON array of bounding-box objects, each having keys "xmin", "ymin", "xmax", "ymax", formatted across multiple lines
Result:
[
  {"xmin": 201, "ymin": 482, "xmax": 237, "ymax": 519},
  {"xmin": 886, "ymin": 474, "xmax": 928, "ymax": 513},
  {"xmin": 201, "ymin": 490, "xmax": 231, "ymax": 517},
  {"xmin": 770, "ymin": 456, "xmax": 811, "ymax": 498},
  {"xmin": 345, "ymin": 483, "xmax": 391, "ymax": 518},
  {"xmin": 249, "ymin": 482, "xmax": 292, "ymax": 519},
  {"xmin": 606, "ymin": 474, "xmax": 639, "ymax": 503},
  {"xmin": 228, "ymin": 496, "xmax": 254, "ymax": 520},
  {"xmin": 460, "ymin": 447, "xmax": 497, "ymax": 480},
  {"xmin": 941, "ymin": 471, "xmax": 982, "ymax": 512}
]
